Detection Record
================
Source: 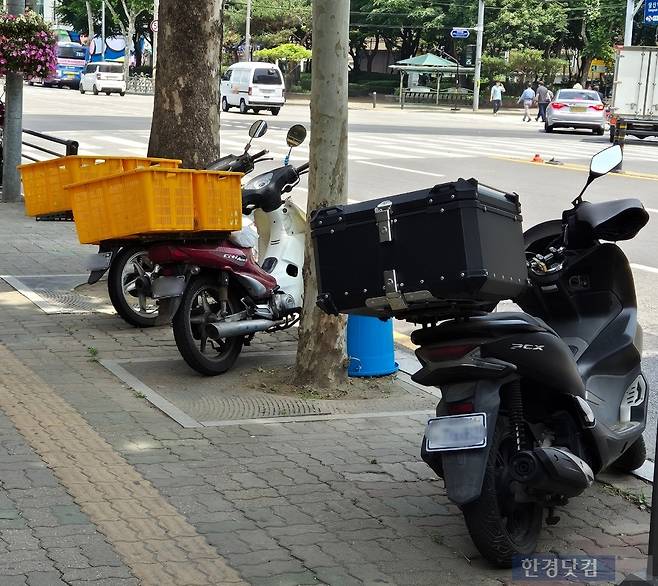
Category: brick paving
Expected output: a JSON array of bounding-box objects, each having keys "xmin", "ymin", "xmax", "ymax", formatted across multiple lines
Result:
[{"xmin": 0, "ymin": 201, "xmax": 654, "ymax": 585}]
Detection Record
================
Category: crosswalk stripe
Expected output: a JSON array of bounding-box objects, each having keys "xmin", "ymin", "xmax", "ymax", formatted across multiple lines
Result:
[{"xmin": 356, "ymin": 161, "xmax": 446, "ymax": 177}]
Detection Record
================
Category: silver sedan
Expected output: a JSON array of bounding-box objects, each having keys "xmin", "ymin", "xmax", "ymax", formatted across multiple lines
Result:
[{"xmin": 545, "ymin": 89, "xmax": 606, "ymax": 135}]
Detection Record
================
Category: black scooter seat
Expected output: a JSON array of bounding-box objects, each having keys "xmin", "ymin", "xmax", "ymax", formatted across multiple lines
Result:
[{"xmin": 411, "ymin": 312, "xmax": 557, "ymax": 346}]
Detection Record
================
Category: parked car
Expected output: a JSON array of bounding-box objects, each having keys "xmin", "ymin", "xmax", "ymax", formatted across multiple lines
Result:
[
  {"xmin": 80, "ymin": 62, "xmax": 126, "ymax": 96},
  {"xmin": 220, "ymin": 62, "xmax": 286, "ymax": 116},
  {"xmin": 545, "ymin": 89, "xmax": 606, "ymax": 135}
]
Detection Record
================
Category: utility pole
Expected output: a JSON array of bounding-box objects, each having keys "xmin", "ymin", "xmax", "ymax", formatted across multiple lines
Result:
[
  {"xmin": 624, "ymin": 0, "xmax": 645, "ymax": 45},
  {"xmin": 153, "ymin": 0, "xmax": 159, "ymax": 80},
  {"xmin": 244, "ymin": 0, "xmax": 252, "ymax": 61},
  {"xmin": 102, "ymin": 0, "xmax": 106, "ymax": 60},
  {"xmin": 472, "ymin": 0, "xmax": 485, "ymax": 111},
  {"xmin": 1, "ymin": 0, "xmax": 25, "ymax": 203}
]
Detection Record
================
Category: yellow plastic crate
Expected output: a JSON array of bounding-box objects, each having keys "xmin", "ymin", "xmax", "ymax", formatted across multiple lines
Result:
[
  {"xmin": 69, "ymin": 167, "xmax": 195, "ymax": 245},
  {"xmin": 192, "ymin": 170, "xmax": 243, "ymax": 231},
  {"xmin": 19, "ymin": 156, "xmax": 182, "ymax": 217}
]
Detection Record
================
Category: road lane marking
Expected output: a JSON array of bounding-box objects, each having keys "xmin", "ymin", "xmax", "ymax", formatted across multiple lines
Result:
[
  {"xmin": 355, "ymin": 161, "xmax": 445, "ymax": 177},
  {"xmin": 101, "ymin": 135, "xmax": 148, "ymax": 148},
  {"xmin": 646, "ymin": 208, "xmax": 658, "ymax": 214},
  {"xmin": 631, "ymin": 263, "xmax": 658, "ymax": 274}
]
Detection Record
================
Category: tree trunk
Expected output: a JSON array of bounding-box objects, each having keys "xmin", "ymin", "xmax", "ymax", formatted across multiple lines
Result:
[
  {"xmin": 85, "ymin": 1, "xmax": 95, "ymax": 41},
  {"xmin": 294, "ymin": 0, "xmax": 350, "ymax": 388},
  {"xmin": 580, "ymin": 56, "xmax": 593, "ymax": 86},
  {"xmin": 125, "ymin": 16, "xmax": 135, "ymax": 80},
  {"xmin": 148, "ymin": 0, "xmax": 223, "ymax": 168}
]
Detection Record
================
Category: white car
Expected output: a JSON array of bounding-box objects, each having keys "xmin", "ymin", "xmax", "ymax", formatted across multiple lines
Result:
[
  {"xmin": 220, "ymin": 62, "xmax": 286, "ymax": 116},
  {"xmin": 80, "ymin": 62, "xmax": 126, "ymax": 96},
  {"xmin": 545, "ymin": 89, "xmax": 606, "ymax": 135}
]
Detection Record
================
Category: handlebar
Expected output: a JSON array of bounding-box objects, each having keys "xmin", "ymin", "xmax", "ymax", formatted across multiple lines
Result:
[{"xmin": 296, "ymin": 162, "xmax": 310, "ymax": 175}]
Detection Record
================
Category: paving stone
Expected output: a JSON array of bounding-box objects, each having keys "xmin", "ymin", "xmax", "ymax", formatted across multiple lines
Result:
[{"xmin": 26, "ymin": 571, "xmax": 68, "ymax": 586}]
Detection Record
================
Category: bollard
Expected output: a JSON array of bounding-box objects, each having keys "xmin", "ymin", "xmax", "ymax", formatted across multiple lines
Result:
[
  {"xmin": 346, "ymin": 315, "xmax": 398, "ymax": 377},
  {"xmin": 372, "ymin": 91, "xmax": 377, "ymax": 109},
  {"xmin": 613, "ymin": 118, "xmax": 626, "ymax": 173}
]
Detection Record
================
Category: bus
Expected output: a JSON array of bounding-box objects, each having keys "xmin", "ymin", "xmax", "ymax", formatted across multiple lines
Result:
[{"xmin": 29, "ymin": 41, "xmax": 87, "ymax": 89}]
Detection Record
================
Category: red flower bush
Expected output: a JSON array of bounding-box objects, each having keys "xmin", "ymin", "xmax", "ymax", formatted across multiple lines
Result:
[{"xmin": 0, "ymin": 11, "xmax": 57, "ymax": 79}]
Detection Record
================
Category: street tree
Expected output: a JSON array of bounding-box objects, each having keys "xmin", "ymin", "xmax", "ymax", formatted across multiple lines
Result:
[
  {"xmin": 103, "ymin": 0, "xmax": 151, "ymax": 81},
  {"xmin": 361, "ymin": 0, "xmax": 444, "ymax": 60},
  {"xmin": 295, "ymin": 0, "xmax": 350, "ymax": 388},
  {"xmin": 253, "ymin": 43, "xmax": 311, "ymax": 88},
  {"xmin": 147, "ymin": 0, "xmax": 223, "ymax": 169},
  {"xmin": 224, "ymin": 0, "xmax": 311, "ymax": 61}
]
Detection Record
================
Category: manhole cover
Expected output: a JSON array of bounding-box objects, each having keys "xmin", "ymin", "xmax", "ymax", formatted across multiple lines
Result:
[
  {"xmin": 0, "ymin": 274, "xmax": 114, "ymax": 314},
  {"xmin": 102, "ymin": 351, "xmax": 436, "ymax": 427}
]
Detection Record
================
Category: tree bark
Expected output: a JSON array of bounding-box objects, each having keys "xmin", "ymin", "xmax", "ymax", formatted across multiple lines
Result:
[
  {"xmin": 148, "ymin": 0, "xmax": 223, "ymax": 168},
  {"xmin": 294, "ymin": 0, "xmax": 350, "ymax": 389},
  {"xmin": 85, "ymin": 1, "xmax": 95, "ymax": 40}
]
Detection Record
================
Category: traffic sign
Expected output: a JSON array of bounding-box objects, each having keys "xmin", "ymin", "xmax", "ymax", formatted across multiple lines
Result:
[
  {"xmin": 451, "ymin": 27, "xmax": 470, "ymax": 39},
  {"xmin": 645, "ymin": 0, "xmax": 658, "ymax": 24},
  {"xmin": 150, "ymin": 20, "xmax": 159, "ymax": 32}
]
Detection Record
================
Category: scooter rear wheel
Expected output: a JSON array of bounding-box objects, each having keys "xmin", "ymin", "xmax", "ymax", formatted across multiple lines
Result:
[
  {"xmin": 612, "ymin": 436, "xmax": 646, "ymax": 473},
  {"xmin": 172, "ymin": 275, "xmax": 244, "ymax": 375},
  {"xmin": 462, "ymin": 416, "xmax": 543, "ymax": 568}
]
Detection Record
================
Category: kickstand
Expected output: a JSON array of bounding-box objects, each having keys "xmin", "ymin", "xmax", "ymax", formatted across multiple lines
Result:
[{"xmin": 546, "ymin": 507, "xmax": 560, "ymax": 526}]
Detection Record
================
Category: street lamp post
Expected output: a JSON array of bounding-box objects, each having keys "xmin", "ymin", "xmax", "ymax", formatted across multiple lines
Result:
[
  {"xmin": 153, "ymin": 0, "xmax": 159, "ymax": 80},
  {"xmin": 245, "ymin": 0, "xmax": 252, "ymax": 62},
  {"xmin": 1, "ymin": 0, "xmax": 25, "ymax": 203},
  {"xmin": 101, "ymin": 0, "xmax": 106, "ymax": 60},
  {"xmin": 472, "ymin": 0, "xmax": 485, "ymax": 111}
]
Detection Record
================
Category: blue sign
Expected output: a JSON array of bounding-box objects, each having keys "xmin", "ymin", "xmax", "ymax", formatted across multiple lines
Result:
[
  {"xmin": 451, "ymin": 28, "xmax": 471, "ymax": 39},
  {"xmin": 646, "ymin": 0, "xmax": 658, "ymax": 24}
]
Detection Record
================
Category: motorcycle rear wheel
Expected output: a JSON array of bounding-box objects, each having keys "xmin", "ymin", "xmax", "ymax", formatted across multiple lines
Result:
[
  {"xmin": 172, "ymin": 275, "xmax": 244, "ymax": 375},
  {"xmin": 108, "ymin": 246, "xmax": 158, "ymax": 328},
  {"xmin": 462, "ymin": 416, "xmax": 543, "ymax": 568}
]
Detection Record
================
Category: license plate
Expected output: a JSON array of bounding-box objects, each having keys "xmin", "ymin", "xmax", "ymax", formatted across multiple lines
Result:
[
  {"xmin": 571, "ymin": 106, "xmax": 586, "ymax": 112},
  {"xmin": 425, "ymin": 413, "xmax": 487, "ymax": 452}
]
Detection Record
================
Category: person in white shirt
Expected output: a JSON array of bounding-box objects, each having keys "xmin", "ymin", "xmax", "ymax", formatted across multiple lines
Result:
[{"xmin": 490, "ymin": 81, "xmax": 505, "ymax": 115}]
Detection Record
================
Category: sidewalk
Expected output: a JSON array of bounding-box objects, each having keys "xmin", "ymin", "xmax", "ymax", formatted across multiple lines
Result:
[{"xmin": 0, "ymin": 201, "xmax": 653, "ymax": 585}]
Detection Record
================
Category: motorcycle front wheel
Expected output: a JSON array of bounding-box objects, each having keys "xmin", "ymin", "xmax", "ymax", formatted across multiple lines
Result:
[
  {"xmin": 172, "ymin": 275, "xmax": 244, "ymax": 376},
  {"xmin": 108, "ymin": 246, "xmax": 159, "ymax": 328},
  {"xmin": 461, "ymin": 416, "xmax": 543, "ymax": 568}
]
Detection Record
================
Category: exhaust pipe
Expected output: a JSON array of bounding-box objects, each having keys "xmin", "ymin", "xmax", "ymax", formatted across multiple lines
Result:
[
  {"xmin": 510, "ymin": 447, "xmax": 594, "ymax": 498},
  {"xmin": 207, "ymin": 319, "xmax": 284, "ymax": 339}
]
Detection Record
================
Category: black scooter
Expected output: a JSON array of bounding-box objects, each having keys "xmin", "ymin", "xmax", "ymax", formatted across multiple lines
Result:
[{"xmin": 415, "ymin": 145, "xmax": 650, "ymax": 567}]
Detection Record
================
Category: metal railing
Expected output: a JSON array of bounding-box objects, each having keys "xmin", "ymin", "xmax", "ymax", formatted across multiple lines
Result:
[{"xmin": 20, "ymin": 129, "xmax": 79, "ymax": 162}]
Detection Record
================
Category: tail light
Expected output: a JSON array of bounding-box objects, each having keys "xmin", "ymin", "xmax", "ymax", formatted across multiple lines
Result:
[
  {"xmin": 447, "ymin": 401, "xmax": 475, "ymax": 415},
  {"xmin": 551, "ymin": 102, "xmax": 566, "ymax": 109},
  {"xmin": 420, "ymin": 344, "xmax": 477, "ymax": 362},
  {"xmin": 248, "ymin": 87, "xmax": 252, "ymax": 96},
  {"xmin": 589, "ymin": 104, "xmax": 605, "ymax": 111}
]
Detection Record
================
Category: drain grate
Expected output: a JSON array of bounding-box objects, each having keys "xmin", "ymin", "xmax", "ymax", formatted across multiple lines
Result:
[
  {"xmin": 0, "ymin": 274, "xmax": 114, "ymax": 314},
  {"xmin": 102, "ymin": 352, "xmax": 436, "ymax": 427}
]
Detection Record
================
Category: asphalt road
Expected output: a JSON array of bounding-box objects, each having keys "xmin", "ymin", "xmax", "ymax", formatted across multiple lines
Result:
[{"xmin": 19, "ymin": 85, "xmax": 658, "ymax": 460}]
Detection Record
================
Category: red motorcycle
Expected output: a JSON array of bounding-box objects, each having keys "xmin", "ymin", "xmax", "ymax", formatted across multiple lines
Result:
[{"xmin": 148, "ymin": 124, "xmax": 309, "ymax": 375}]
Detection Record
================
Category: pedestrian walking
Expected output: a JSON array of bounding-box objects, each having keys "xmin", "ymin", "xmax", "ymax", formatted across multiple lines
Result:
[
  {"xmin": 518, "ymin": 82, "xmax": 535, "ymax": 122},
  {"xmin": 490, "ymin": 81, "xmax": 505, "ymax": 115},
  {"xmin": 534, "ymin": 80, "xmax": 550, "ymax": 122}
]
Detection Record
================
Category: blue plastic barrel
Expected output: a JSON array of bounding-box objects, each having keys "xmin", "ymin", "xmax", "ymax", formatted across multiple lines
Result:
[{"xmin": 347, "ymin": 315, "xmax": 399, "ymax": 377}]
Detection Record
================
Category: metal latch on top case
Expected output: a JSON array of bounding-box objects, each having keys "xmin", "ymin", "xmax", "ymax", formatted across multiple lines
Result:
[{"xmin": 374, "ymin": 200, "xmax": 393, "ymax": 243}]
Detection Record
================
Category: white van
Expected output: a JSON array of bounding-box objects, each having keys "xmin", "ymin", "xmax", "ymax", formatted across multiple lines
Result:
[
  {"xmin": 220, "ymin": 62, "xmax": 286, "ymax": 116},
  {"xmin": 80, "ymin": 61, "xmax": 126, "ymax": 96}
]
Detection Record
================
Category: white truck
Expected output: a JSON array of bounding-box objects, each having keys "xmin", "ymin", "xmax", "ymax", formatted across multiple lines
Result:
[{"xmin": 609, "ymin": 46, "xmax": 658, "ymax": 143}]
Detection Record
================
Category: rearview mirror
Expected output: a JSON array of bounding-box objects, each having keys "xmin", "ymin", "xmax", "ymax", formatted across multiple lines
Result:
[
  {"xmin": 590, "ymin": 145, "xmax": 622, "ymax": 177},
  {"xmin": 286, "ymin": 125, "xmax": 307, "ymax": 148},
  {"xmin": 572, "ymin": 144, "xmax": 623, "ymax": 206},
  {"xmin": 249, "ymin": 120, "xmax": 268, "ymax": 139}
]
